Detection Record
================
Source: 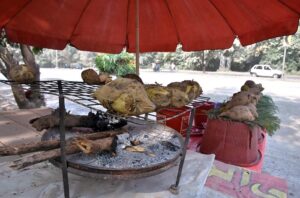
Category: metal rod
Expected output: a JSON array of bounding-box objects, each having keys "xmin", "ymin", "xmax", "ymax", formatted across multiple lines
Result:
[
  {"xmin": 170, "ymin": 108, "xmax": 196, "ymax": 194},
  {"xmin": 58, "ymin": 80, "xmax": 70, "ymax": 198},
  {"xmin": 135, "ymin": 0, "xmax": 140, "ymax": 76},
  {"xmin": 55, "ymin": 50, "xmax": 58, "ymax": 69},
  {"xmin": 282, "ymin": 41, "xmax": 287, "ymax": 79}
]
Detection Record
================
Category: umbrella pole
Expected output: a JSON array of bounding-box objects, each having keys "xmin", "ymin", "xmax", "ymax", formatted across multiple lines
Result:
[
  {"xmin": 135, "ymin": 0, "xmax": 140, "ymax": 76},
  {"xmin": 57, "ymin": 80, "xmax": 70, "ymax": 198}
]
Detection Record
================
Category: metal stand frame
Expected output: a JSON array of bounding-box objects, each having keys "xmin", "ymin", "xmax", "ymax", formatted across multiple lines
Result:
[
  {"xmin": 169, "ymin": 108, "xmax": 196, "ymax": 194},
  {"xmin": 58, "ymin": 80, "xmax": 70, "ymax": 198},
  {"xmin": 0, "ymin": 80, "xmax": 209, "ymax": 197}
]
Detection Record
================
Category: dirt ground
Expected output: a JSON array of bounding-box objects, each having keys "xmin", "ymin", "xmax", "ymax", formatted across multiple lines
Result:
[{"xmin": 1, "ymin": 68, "xmax": 300, "ymax": 197}]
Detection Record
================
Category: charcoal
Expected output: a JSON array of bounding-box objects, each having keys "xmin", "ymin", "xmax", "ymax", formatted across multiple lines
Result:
[
  {"xmin": 57, "ymin": 125, "xmax": 183, "ymax": 170},
  {"xmin": 93, "ymin": 111, "xmax": 127, "ymax": 131},
  {"xmin": 161, "ymin": 141, "xmax": 180, "ymax": 152}
]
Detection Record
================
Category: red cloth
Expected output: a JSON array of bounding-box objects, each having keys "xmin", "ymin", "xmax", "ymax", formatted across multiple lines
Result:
[
  {"xmin": 0, "ymin": 0, "xmax": 299, "ymax": 53},
  {"xmin": 205, "ymin": 160, "xmax": 288, "ymax": 198}
]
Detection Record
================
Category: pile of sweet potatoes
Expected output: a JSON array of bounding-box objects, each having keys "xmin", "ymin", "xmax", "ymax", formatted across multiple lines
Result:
[{"xmin": 219, "ymin": 80, "xmax": 264, "ymax": 122}]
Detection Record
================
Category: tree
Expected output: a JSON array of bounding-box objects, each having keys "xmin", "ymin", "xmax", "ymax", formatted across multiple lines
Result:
[
  {"xmin": 95, "ymin": 52, "xmax": 135, "ymax": 76},
  {"xmin": 0, "ymin": 33, "xmax": 45, "ymax": 109},
  {"xmin": 259, "ymin": 34, "xmax": 300, "ymax": 73},
  {"xmin": 140, "ymin": 45, "xmax": 220, "ymax": 72}
]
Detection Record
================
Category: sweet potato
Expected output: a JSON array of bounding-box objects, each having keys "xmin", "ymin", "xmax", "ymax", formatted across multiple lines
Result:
[
  {"xmin": 167, "ymin": 80, "xmax": 202, "ymax": 101},
  {"xmin": 220, "ymin": 105, "xmax": 255, "ymax": 121},
  {"xmin": 224, "ymin": 91, "xmax": 258, "ymax": 110},
  {"xmin": 247, "ymin": 103, "xmax": 258, "ymax": 118},
  {"xmin": 81, "ymin": 69, "xmax": 101, "ymax": 85},
  {"xmin": 93, "ymin": 78, "xmax": 155, "ymax": 116},
  {"xmin": 168, "ymin": 87, "xmax": 190, "ymax": 108},
  {"xmin": 144, "ymin": 84, "xmax": 171, "ymax": 108}
]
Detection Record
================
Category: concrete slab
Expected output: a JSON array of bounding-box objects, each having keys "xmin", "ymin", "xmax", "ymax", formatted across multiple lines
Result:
[
  {"xmin": 0, "ymin": 109, "xmax": 48, "ymax": 131},
  {"xmin": 0, "ymin": 108, "xmax": 51, "ymax": 146},
  {"xmin": 0, "ymin": 117, "xmax": 38, "ymax": 146}
]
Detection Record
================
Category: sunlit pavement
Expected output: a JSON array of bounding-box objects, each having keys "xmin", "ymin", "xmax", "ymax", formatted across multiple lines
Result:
[{"xmin": 1, "ymin": 68, "xmax": 300, "ymax": 197}]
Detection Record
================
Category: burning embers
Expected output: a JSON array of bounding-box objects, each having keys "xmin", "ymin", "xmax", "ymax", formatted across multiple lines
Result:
[
  {"xmin": 1, "ymin": 110, "xmax": 183, "ymax": 178},
  {"xmin": 30, "ymin": 109, "xmax": 127, "ymax": 132},
  {"xmin": 54, "ymin": 124, "xmax": 183, "ymax": 170}
]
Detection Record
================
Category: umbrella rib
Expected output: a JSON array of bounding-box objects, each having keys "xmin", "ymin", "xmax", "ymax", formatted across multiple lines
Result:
[
  {"xmin": 277, "ymin": 0, "xmax": 300, "ymax": 16},
  {"xmin": 207, "ymin": 0, "xmax": 237, "ymax": 38},
  {"xmin": 163, "ymin": 0, "xmax": 181, "ymax": 44},
  {"xmin": 69, "ymin": 0, "xmax": 92, "ymax": 43},
  {"xmin": 125, "ymin": 0, "xmax": 131, "ymax": 48}
]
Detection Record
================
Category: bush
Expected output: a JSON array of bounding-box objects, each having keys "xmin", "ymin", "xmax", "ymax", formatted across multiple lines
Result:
[
  {"xmin": 116, "ymin": 64, "xmax": 135, "ymax": 76},
  {"xmin": 95, "ymin": 52, "xmax": 136, "ymax": 76},
  {"xmin": 207, "ymin": 58, "xmax": 220, "ymax": 71},
  {"xmin": 230, "ymin": 62, "xmax": 244, "ymax": 72},
  {"xmin": 95, "ymin": 54, "xmax": 115, "ymax": 73},
  {"xmin": 231, "ymin": 54, "xmax": 262, "ymax": 72}
]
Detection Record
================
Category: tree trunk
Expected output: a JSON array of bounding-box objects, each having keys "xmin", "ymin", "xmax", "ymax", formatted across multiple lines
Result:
[
  {"xmin": 20, "ymin": 45, "xmax": 45, "ymax": 108},
  {"xmin": 0, "ymin": 44, "xmax": 45, "ymax": 109}
]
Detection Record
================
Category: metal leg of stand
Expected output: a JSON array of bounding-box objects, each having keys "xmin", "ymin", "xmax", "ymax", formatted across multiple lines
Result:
[
  {"xmin": 58, "ymin": 81, "xmax": 70, "ymax": 198},
  {"xmin": 169, "ymin": 108, "xmax": 195, "ymax": 195},
  {"xmin": 144, "ymin": 113, "xmax": 148, "ymax": 120}
]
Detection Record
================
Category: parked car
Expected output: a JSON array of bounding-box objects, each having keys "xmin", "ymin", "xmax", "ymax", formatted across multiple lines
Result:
[{"xmin": 250, "ymin": 65, "xmax": 283, "ymax": 78}]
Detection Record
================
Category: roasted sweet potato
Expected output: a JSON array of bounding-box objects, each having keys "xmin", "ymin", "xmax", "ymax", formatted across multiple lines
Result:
[
  {"xmin": 144, "ymin": 84, "xmax": 171, "ymax": 108},
  {"xmin": 167, "ymin": 80, "xmax": 202, "ymax": 101},
  {"xmin": 224, "ymin": 91, "xmax": 258, "ymax": 110},
  {"xmin": 81, "ymin": 69, "xmax": 101, "ymax": 85},
  {"xmin": 93, "ymin": 78, "xmax": 155, "ymax": 116},
  {"xmin": 220, "ymin": 105, "xmax": 255, "ymax": 121}
]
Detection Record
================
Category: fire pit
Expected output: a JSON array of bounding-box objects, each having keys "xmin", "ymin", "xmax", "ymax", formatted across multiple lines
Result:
[
  {"xmin": 0, "ymin": 80, "xmax": 207, "ymax": 196},
  {"xmin": 42, "ymin": 123, "xmax": 184, "ymax": 179}
]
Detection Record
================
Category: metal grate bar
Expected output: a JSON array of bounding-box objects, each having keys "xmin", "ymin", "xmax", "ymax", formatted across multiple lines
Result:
[{"xmin": 0, "ymin": 80, "xmax": 210, "ymax": 125}]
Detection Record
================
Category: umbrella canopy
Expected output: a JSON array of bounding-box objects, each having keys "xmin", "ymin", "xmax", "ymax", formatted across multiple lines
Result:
[{"xmin": 0, "ymin": 0, "xmax": 299, "ymax": 54}]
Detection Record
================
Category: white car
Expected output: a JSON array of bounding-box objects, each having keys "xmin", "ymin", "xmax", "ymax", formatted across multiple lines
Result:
[{"xmin": 250, "ymin": 65, "xmax": 283, "ymax": 78}]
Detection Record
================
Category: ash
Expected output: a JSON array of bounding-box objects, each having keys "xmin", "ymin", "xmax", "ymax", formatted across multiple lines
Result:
[{"xmin": 67, "ymin": 128, "xmax": 182, "ymax": 169}]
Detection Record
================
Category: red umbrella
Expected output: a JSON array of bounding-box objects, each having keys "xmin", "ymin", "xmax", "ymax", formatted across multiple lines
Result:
[
  {"xmin": 0, "ymin": 0, "xmax": 300, "ymax": 72},
  {"xmin": 0, "ymin": 1, "xmax": 299, "ymax": 197}
]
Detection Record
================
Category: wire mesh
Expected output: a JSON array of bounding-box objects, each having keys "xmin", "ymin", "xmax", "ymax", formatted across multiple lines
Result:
[{"xmin": 0, "ymin": 80, "xmax": 210, "ymax": 125}]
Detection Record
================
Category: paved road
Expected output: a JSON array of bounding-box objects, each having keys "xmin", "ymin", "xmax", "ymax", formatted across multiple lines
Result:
[{"xmin": 1, "ymin": 68, "xmax": 299, "ymax": 197}]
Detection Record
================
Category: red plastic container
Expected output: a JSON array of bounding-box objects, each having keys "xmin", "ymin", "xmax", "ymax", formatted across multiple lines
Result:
[
  {"xmin": 247, "ymin": 127, "xmax": 267, "ymax": 172},
  {"xmin": 200, "ymin": 119, "xmax": 260, "ymax": 167},
  {"xmin": 193, "ymin": 102, "xmax": 215, "ymax": 129},
  {"xmin": 257, "ymin": 128, "xmax": 266, "ymax": 145},
  {"xmin": 157, "ymin": 107, "xmax": 191, "ymax": 136}
]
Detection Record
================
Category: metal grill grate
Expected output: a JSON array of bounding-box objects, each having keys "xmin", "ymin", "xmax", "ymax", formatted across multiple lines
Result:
[{"xmin": 0, "ymin": 80, "xmax": 210, "ymax": 124}]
